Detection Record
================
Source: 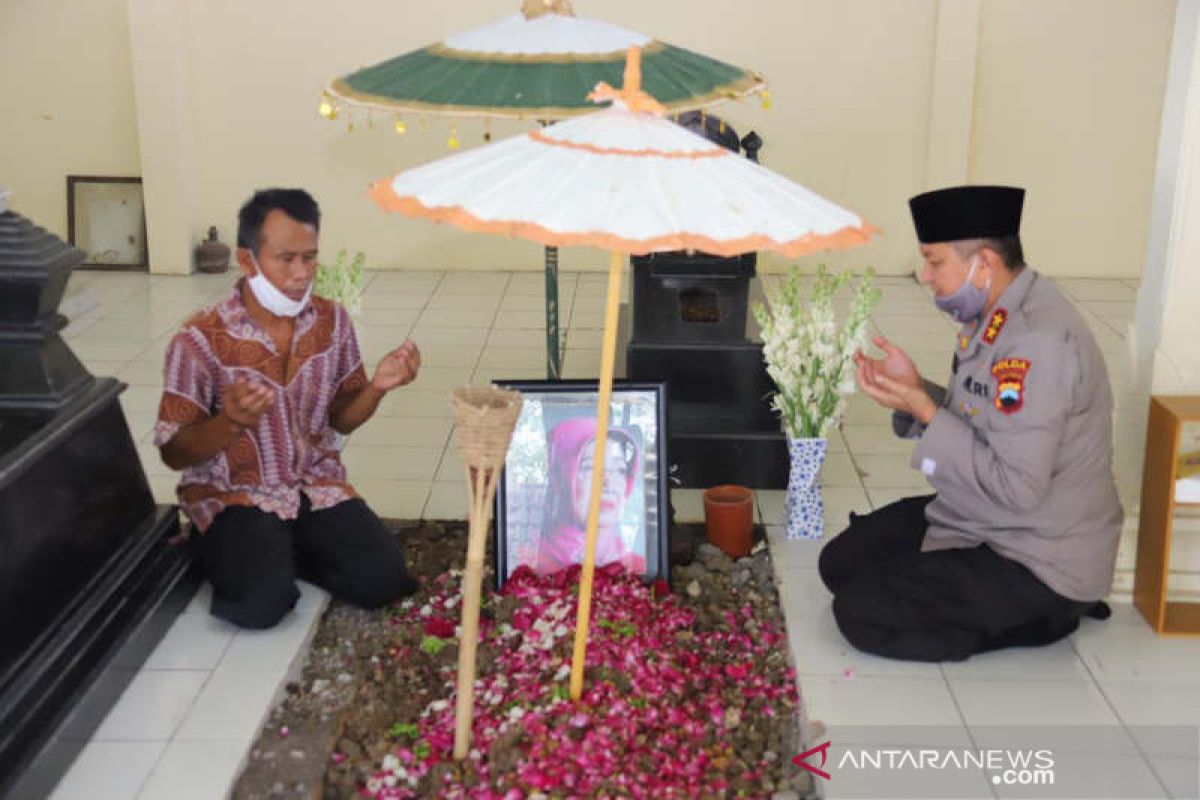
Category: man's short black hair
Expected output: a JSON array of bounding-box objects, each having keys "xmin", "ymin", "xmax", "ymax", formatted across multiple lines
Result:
[
  {"xmin": 952, "ymin": 235, "xmax": 1026, "ymax": 270},
  {"xmin": 237, "ymin": 188, "xmax": 320, "ymax": 254},
  {"xmin": 983, "ymin": 235, "xmax": 1025, "ymax": 269}
]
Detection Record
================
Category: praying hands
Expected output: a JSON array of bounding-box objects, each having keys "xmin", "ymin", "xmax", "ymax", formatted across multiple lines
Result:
[{"xmin": 854, "ymin": 336, "xmax": 938, "ymax": 425}]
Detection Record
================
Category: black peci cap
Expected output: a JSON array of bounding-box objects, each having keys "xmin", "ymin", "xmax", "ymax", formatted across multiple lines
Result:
[{"xmin": 908, "ymin": 185, "xmax": 1025, "ymax": 244}]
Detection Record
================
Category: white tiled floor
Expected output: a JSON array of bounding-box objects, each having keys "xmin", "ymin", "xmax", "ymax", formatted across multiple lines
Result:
[{"xmin": 48, "ymin": 270, "xmax": 1199, "ymax": 799}]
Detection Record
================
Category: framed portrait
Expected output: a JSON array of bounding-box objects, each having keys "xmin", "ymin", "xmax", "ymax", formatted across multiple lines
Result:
[
  {"xmin": 493, "ymin": 380, "xmax": 669, "ymax": 590},
  {"xmin": 66, "ymin": 176, "xmax": 149, "ymax": 270}
]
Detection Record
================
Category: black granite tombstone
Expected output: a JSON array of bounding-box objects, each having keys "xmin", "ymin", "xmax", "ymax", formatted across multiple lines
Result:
[
  {"xmin": 624, "ymin": 116, "xmax": 788, "ymax": 489},
  {"xmin": 0, "ymin": 201, "xmax": 194, "ymax": 798}
]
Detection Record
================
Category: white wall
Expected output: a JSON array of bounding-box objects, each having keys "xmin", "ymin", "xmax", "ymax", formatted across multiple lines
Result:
[
  {"xmin": 970, "ymin": 0, "xmax": 1175, "ymax": 277},
  {"xmin": 1111, "ymin": 0, "xmax": 1200, "ymax": 597},
  {"xmin": 0, "ymin": 0, "xmax": 1178, "ymax": 276},
  {"xmin": 172, "ymin": 0, "xmax": 938, "ymax": 274},
  {"xmin": 1136, "ymin": 0, "xmax": 1200, "ymax": 397},
  {"xmin": 0, "ymin": 0, "xmax": 142, "ymax": 240}
]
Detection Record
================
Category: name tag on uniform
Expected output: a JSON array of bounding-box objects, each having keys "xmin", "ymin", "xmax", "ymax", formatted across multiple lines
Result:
[{"xmin": 962, "ymin": 375, "xmax": 991, "ymax": 398}]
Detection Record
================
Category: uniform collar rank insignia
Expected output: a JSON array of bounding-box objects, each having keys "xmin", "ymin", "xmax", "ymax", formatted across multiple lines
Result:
[
  {"xmin": 982, "ymin": 308, "xmax": 1008, "ymax": 345},
  {"xmin": 959, "ymin": 335, "xmax": 971, "ymax": 351},
  {"xmin": 991, "ymin": 357, "xmax": 1030, "ymax": 414}
]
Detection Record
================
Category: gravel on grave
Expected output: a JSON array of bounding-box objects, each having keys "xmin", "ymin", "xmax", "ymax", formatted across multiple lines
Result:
[{"xmin": 231, "ymin": 521, "xmax": 816, "ymax": 800}]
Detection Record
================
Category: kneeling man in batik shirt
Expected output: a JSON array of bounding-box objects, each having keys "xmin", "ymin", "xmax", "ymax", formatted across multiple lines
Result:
[{"xmin": 156, "ymin": 188, "xmax": 420, "ymax": 628}]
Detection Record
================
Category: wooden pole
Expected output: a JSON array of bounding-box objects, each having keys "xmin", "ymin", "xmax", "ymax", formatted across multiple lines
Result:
[
  {"xmin": 454, "ymin": 463, "xmax": 500, "ymax": 759},
  {"xmin": 569, "ymin": 250, "xmax": 624, "ymax": 700}
]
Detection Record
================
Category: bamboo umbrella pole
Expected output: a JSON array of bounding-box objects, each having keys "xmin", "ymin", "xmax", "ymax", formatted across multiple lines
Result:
[{"xmin": 569, "ymin": 249, "xmax": 625, "ymax": 700}]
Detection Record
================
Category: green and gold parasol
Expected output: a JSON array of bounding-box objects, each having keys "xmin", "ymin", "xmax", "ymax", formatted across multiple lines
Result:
[
  {"xmin": 324, "ymin": 0, "xmax": 766, "ymax": 121},
  {"xmin": 323, "ymin": 1, "xmax": 768, "ymax": 380}
]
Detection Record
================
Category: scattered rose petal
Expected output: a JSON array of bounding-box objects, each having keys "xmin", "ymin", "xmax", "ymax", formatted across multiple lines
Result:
[
  {"xmin": 423, "ymin": 617, "xmax": 456, "ymax": 639},
  {"xmin": 355, "ymin": 560, "xmax": 799, "ymax": 798}
]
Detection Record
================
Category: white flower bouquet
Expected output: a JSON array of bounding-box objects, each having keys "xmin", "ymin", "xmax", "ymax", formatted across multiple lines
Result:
[
  {"xmin": 314, "ymin": 249, "xmax": 366, "ymax": 314},
  {"xmin": 752, "ymin": 265, "xmax": 880, "ymax": 439}
]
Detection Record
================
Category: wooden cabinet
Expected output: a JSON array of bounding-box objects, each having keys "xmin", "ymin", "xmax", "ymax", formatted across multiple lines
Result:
[{"xmin": 1133, "ymin": 395, "xmax": 1200, "ymax": 635}]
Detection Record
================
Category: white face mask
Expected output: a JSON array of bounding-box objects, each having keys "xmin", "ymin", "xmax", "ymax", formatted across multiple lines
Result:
[{"xmin": 246, "ymin": 252, "xmax": 311, "ymax": 317}]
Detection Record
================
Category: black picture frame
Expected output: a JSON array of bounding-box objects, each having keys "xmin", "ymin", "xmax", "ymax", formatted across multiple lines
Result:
[
  {"xmin": 66, "ymin": 175, "xmax": 149, "ymax": 271},
  {"xmin": 493, "ymin": 380, "xmax": 669, "ymax": 590}
]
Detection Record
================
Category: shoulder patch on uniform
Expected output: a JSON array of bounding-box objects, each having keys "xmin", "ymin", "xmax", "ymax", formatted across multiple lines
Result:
[
  {"xmin": 991, "ymin": 357, "xmax": 1030, "ymax": 414},
  {"xmin": 982, "ymin": 308, "xmax": 1008, "ymax": 345}
]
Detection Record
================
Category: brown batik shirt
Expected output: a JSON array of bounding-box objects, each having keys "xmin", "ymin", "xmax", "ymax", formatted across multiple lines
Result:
[{"xmin": 153, "ymin": 281, "xmax": 369, "ymax": 532}]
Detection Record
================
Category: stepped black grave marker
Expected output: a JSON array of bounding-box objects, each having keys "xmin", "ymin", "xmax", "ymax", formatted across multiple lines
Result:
[
  {"xmin": 0, "ymin": 192, "xmax": 193, "ymax": 798},
  {"xmin": 623, "ymin": 116, "xmax": 788, "ymax": 489}
]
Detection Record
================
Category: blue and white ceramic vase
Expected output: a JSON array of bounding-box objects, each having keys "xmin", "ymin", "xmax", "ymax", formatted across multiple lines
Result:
[{"xmin": 784, "ymin": 437, "xmax": 827, "ymax": 540}]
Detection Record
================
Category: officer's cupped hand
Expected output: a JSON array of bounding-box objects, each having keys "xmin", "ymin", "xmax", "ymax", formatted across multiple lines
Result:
[
  {"xmin": 854, "ymin": 336, "xmax": 922, "ymax": 389},
  {"xmin": 856, "ymin": 357, "xmax": 909, "ymax": 410},
  {"xmin": 856, "ymin": 356, "xmax": 937, "ymax": 423}
]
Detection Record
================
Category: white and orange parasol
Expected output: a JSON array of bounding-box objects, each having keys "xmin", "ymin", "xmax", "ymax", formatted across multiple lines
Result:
[{"xmin": 371, "ymin": 47, "xmax": 876, "ymax": 706}]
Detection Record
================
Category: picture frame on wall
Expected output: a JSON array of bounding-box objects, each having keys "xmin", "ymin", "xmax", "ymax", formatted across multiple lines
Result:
[
  {"xmin": 492, "ymin": 380, "xmax": 669, "ymax": 590},
  {"xmin": 66, "ymin": 176, "xmax": 148, "ymax": 271}
]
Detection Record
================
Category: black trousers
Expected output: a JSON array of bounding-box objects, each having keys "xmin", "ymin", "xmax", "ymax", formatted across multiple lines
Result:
[
  {"xmin": 197, "ymin": 497, "xmax": 418, "ymax": 629},
  {"xmin": 817, "ymin": 495, "xmax": 1094, "ymax": 662}
]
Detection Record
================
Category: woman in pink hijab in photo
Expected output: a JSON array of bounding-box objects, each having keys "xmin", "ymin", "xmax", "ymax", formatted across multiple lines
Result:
[{"xmin": 533, "ymin": 416, "xmax": 646, "ymax": 576}]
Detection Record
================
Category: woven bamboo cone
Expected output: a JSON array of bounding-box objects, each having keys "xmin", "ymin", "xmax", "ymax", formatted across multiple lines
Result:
[{"xmin": 450, "ymin": 386, "xmax": 522, "ymax": 760}]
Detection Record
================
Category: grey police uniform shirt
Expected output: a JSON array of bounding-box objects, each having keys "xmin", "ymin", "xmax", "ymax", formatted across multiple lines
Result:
[{"xmin": 893, "ymin": 267, "xmax": 1123, "ymax": 601}]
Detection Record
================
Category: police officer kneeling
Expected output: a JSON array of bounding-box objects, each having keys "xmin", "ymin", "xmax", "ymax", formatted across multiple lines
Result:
[{"xmin": 818, "ymin": 185, "xmax": 1122, "ymax": 662}]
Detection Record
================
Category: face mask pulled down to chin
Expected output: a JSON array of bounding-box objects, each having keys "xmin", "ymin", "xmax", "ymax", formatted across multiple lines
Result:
[
  {"xmin": 246, "ymin": 253, "xmax": 312, "ymax": 317},
  {"xmin": 934, "ymin": 255, "xmax": 991, "ymax": 323}
]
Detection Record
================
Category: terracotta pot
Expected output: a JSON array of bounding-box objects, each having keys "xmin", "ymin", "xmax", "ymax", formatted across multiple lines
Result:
[
  {"xmin": 194, "ymin": 226, "xmax": 230, "ymax": 273},
  {"xmin": 703, "ymin": 484, "xmax": 755, "ymax": 558}
]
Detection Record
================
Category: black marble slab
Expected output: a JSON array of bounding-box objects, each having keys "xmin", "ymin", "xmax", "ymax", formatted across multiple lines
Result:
[
  {"xmin": 622, "ymin": 272, "xmax": 789, "ymax": 489},
  {"xmin": 0, "ymin": 380, "xmax": 193, "ymax": 798},
  {"xmin": 630, "ymin": 252, "xmax": 756, "ymax": 343},
  {"xmin": 0, "ymin": 210, "xmax": 94, "ymax": 411}
]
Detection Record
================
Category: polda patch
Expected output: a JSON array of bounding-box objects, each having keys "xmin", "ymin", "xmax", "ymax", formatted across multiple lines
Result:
[
  {"xmin": 991, "ymin": 357, "xmax": 1030, "ymax": 414},
  {"xmin": 982, "ymin": 308, "xmax": 1008, "ymax": 345}
]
